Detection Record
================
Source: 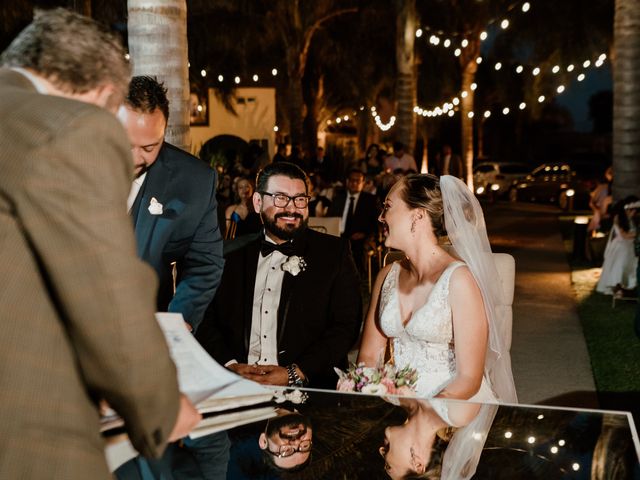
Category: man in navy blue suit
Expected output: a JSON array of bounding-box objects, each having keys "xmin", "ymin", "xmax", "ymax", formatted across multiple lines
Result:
[
  {"xmin": 119, "ymin": 76, "xmax": 224, "ymax": 332},
  {"xmin": 116, "ymin": 76, "xmax": 227, "ymax": 480}
]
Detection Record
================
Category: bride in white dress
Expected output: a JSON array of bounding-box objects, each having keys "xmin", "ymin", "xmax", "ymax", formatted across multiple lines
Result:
[{"xmin": 357, "ymin": 174, "xmax": 516, "ymax": 478}]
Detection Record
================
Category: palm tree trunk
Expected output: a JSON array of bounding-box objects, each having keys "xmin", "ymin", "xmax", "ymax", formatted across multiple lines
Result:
[
  {"xmin": 612, "ymin": 0, "xmax": 640, "ymax": 200},
  {"xmin": 458, "ymin": 34, "xmax": 481, "ymax": 188},
  {"xmin": 460, "ymin": 61, "xmax": 477, "ymax": 188},
  {"xmin": 127, "ymin": 0, "xmax": 190, "ymax": 151},
  {"xmin": 394, "ymin": 0, "xmax": 417, "ymax": 152}
]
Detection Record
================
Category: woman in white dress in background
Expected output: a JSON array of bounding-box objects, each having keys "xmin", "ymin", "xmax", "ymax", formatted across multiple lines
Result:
[{"xmin": 596, "ymin": 196, "xmax": 638, "ymax": 295}]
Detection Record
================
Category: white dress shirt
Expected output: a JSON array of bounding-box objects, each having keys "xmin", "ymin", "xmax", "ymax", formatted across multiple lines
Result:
[
  {"xmin": 247, "ymin": 236, "xmax": 287, "ymax": 365},
  {"xmin": 127, "ymin": 172, "xmax": 147, "ymax": 212}
]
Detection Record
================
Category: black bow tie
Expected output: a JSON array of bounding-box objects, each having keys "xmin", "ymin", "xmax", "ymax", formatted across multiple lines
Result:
[{"xmin": 260, "ymin": 240, "xmax": 295, "ymax": 257}]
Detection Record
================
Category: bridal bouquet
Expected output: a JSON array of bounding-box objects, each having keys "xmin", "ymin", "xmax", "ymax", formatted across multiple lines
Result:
[{"xmin": 334, "ymin": 361, "xmax": 418, "ymax": 396}]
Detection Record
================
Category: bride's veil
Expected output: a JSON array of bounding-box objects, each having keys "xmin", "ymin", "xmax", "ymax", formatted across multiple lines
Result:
[
  {"xmin": 439, "ymin": 175, "xmax": 517, "ymax": 403},
  {"xmin": 438, "ymin": 175, "xmax": 517, "ymax": 479}
]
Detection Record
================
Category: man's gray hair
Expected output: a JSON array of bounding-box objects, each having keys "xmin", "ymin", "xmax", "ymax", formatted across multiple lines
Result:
[{"xmin": 0, "ymin": 8, "xmax": 130, "ymax": 102}]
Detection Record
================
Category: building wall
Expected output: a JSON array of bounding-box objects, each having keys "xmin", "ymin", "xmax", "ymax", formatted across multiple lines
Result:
[{"xmin": 190, "ymin": 87, "xmax": 276, "ymax": 157}]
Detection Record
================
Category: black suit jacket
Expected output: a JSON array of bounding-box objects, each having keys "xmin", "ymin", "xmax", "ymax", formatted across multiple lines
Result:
[
  {"xmin": 132, "ymin": 142, "xmax": 224, "ymax": 330},
  {"xmin": 328, "ymin": 190, "xmax": 380, "ymax": 238},
  {"xmin": 196, "ymin": 228, "xmax": 362, "ymax": 389}
]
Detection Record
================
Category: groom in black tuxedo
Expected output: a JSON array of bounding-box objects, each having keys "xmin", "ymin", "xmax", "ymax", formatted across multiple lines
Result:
[{"xmin": 197, "ymin": 162, "xmax": 362, "ymax": 389}]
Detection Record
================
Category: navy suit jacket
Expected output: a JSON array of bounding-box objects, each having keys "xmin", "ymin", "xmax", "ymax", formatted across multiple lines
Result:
[
  {"xmin": 196, "ymin": 228, "xmax": 362, "ymax": 389},
  {"xmin": 132, "ymin": 142, "xmax": 224, "ymax": 330}
]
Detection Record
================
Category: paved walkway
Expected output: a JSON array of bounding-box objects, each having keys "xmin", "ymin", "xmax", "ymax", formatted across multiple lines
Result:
[{"xmin": 484, "ymin": 201, "xmax": 598, "ymax": 408}]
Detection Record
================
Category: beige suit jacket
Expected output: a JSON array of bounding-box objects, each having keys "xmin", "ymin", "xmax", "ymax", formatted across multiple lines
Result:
[{"xmin": 0, "ymin": 69, "xmax": 180, "ymax": 479}]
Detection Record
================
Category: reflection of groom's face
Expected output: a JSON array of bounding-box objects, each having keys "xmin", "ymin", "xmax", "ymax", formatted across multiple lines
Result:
[{"xmin": 259, "ymin": 411, "xmax": 313, "ymax": 470}]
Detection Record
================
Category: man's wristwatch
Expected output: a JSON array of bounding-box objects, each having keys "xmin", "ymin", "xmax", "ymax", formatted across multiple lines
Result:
[{"xmin": 286, "ymin": 364, "xmax": 307, "ymax": 387}]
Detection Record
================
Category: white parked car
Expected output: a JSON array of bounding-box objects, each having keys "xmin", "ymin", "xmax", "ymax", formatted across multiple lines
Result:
[{"xmin": 473, "ymin": 162, "xmax": 530, "ymax": 196}]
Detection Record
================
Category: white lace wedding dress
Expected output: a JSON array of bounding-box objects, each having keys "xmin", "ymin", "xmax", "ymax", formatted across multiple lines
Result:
[{"xmin": 379, "ymin": 261, "xmax": 496, "ymax": 406}]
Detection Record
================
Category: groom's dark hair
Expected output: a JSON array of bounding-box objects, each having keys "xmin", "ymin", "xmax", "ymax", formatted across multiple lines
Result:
[{"xmin": 256, "ymin": 161, "xmax": 309, "ymax": 194}]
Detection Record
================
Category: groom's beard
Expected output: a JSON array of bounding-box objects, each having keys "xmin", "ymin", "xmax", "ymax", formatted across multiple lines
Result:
[
  {"xmin": 262, "ymin": 211, "xmax": 308, "ymax": 241},
  {"xmin": 266, "ymin": 412, "xmax": 312, "ymax": 439}
]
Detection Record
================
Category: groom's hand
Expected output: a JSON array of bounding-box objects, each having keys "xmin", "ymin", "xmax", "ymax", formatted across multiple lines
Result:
[{"xmin": 245, "ymin": 364, "xmax": 289, "ymax": 386}]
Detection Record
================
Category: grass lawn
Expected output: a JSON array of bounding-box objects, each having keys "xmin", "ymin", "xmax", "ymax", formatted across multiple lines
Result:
[{"xmin": 559, "ymin": 216, "xmax": 640, "ymax": 421}]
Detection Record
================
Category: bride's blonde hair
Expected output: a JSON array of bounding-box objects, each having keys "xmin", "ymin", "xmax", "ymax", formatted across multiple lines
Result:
[{"xmin": 398, "ymin": 174, "xmax": 446, "ymax": 237}]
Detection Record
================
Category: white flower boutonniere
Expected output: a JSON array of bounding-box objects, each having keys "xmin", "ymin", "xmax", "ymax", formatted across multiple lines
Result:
[
  {"xmin": 281, "ymin": 255, "xmax": 307, "ymax": 276},
  {"xmin": 148, "ymin": 197, "xmax": 163, "ymax": 215}
]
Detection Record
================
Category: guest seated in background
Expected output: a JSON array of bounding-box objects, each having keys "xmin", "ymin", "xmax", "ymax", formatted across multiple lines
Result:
[
  {"xmin": 596, "ymin": 196, "xmax": 639, "ymax": 296},
  {"xmin": 197, "ymin": 162, "xmax": 362, "ymax": 389},
  {"xmin": 328, "ymin": 168, "xmax": 380, "ymax": 274},
  {"xmin": 384, "ymin": 141, "xmax": 418, "ymax": 174},
  {"xmin": 225, "ymin": 176, "xmax": 261, "ymax": 239},
  {"xmin": 308, "ymin": 173, "xmax": 332, "ymax": 217}
]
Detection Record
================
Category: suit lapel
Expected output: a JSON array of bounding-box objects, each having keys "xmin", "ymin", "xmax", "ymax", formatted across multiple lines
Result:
[
  {"xmin": 134, "ymin": 145, "xmax": 172, "ymax": 258},
  {"xmin": 243, "ymin": 238, "xmax": 261, "ymax": 353},
  {"xmin": 277, "ymin": 230, "xmax": 308, "ymax": 345}
]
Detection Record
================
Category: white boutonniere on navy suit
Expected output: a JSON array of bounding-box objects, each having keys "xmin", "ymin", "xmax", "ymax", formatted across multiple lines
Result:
[{"xmin": 148, "ymin": 197, "xmax": 163, "ymax": 215}]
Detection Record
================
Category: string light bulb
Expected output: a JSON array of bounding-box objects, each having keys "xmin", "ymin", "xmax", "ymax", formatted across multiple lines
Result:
[
  {"xmin": 583, "ymin": 60, "xmax": 591, "ymax": 68},
  {"xmin": 484, "ymin": 110, "xmax": 491, "ymax": 118},
  {"xmin": 495, "ymin": 62, "xmax": 502, "ymax": 71},
  {"xmin": 519, "ymin": 102, "xmax": 526, "ymax": 110},
  {"xmin": 217, "ymin": 74, "xmax": 224, "ymax": 82},
  {"xmin": 532, "ymin": 67, "xmax": 540, "ymax": 76},
  {"xmin": 454, "ymin": 48, "xmax": 461, "ymax": 57},
  {"xmin": 557, "ymin": 85, "xmax": 565, "ymax": 93},
  {"xmin": 501, "ymin": 19, "xmax": 509, "ymax": 29},
  {"xmin": 200, "ymin": 69, "xmax": 207, "ymax": 77},
  {"xmin": 577, "ymin": 73, "xmax": 585, "ymax": 81},
  {"xmin": 476, "ymin": 56, "xmax": 483, "ymax": 64},
  {"xmin": 461, "ymin": 39, "xmax": 469, "ymax": 48},
  {"xmin": 552, "ymin": 65, "xmax": 560, "ymax": 73},
  {"xmin": 271, "ymin": 68, "xmax": 278, "ymax": 76},
  {"xmin": 502, "ymin": 107, "xmax": 510, "ymax": 115},
  {"xmin": 522, "ymin": 2, "xmax": 530, "ymax": 12},
  {"xmin": 252, "ymin": 74, "xmax": 259, "ymax": 82},
  {"xmin": 416, "ymin": 28, "xmax": 423, "ymax": 38},
  {"xmin": 538, "ymin": 95, "xmax": 545, "ymax": 103},
  {"xmin": 470, "ymin": 83, "xmax": 478, "ymax": 90},
  {"xmin": 567, "ymin": 64, "xmax": 575, "ymax": 72},
  {"xmin": 480, "ymin": 31, "xmax": 488, "ymax": 41},
  {"xmin": 444, "ymin": 39, "xmax": 451, "ymax": 48},
  {"xmin": 516, "ymin": 65, "xmax": 524, "ymax": 73},
  {"xmin": 468, "ymin": 111, "xmax": 474, "ymax": 118},
  {"xmin": 234, "ymin": 76, "xmax": 240, "ymax": 84}
]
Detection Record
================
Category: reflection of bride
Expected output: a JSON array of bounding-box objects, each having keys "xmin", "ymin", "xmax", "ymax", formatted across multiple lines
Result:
[
  {"xmin": 358, "ymin": 174, "xmax": 516, "ymax": 403},
  {"xmin": 380, "ymin": 397, "xmax": 497, "ymax": 480}
]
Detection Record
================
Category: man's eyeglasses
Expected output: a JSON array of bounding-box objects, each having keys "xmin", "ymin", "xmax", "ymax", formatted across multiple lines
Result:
[
  {"xmin": 265, "ymin": 439, "xmax": 312, "ymax": 458},
  {"xmin": 259, "ymin": 191, "xmax": 310, "ymax": 209}
]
